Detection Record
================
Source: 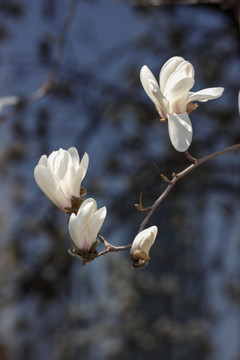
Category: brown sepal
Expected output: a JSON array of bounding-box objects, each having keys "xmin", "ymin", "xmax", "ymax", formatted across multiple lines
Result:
[
  {"xmin": 68, "ymin": 240, "xmax": 99, "ymax": 265},
  {"xmin": 64, "ymin": 196, "xmax": 84, "ymax": 215},
  {"xmin": 134, "ymin": 203, "xmax": 143, "ymax": 211},
  {"xmin": 134, "ymin": 192, "xmax": 147, "ymax": 212},
  {"xmin": 187, "ymin": 102, "xmax": 198, "ymax": 115},
  {"xmin": 160, "ymin": 173, "xmax": 171, "ymax": 184},
  {"xmin": 80, "ymin": 187, "xmax": 87, "ymax": 197},
  {"xmin": 130, "ymin": 249, "xmax": 150, "ymax": 269}
]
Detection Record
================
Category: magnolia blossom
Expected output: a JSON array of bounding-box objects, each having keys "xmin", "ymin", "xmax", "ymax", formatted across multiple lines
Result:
[
  {"xmin": 131, "ymin": 226, "xmax": 158, "ymax": 257},
  {"xmin": 140, "ymin": 56, "xmax": 224, "ymax": 152},
  {"xmin": 68, "ymin": 198, "xmax": 107, "ymax": 251},
  {"xmin": 34, "ymin": 147, "xmax": 89, "ymax": 211}
]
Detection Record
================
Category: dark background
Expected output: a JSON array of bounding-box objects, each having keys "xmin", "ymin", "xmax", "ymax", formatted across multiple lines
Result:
[{"xmin": 0, "ymin": 1, "xmax": 240, "ymax": 359}]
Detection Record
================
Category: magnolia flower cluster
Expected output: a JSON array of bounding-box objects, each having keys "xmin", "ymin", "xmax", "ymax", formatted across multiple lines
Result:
[
  {"xmin": 34, "ymin": 56, "xmax": 226, "ymax": 266},
  {"xmin": 34, "ymin": 147, "xmax": 158, "ymax": 265},
  {"xmin": 34, "ymin": 147, "xmax": 107, "ymax": 261},
  {"xmin": 140, "ymin": 56, "xmax": 224, "ymax": 151}
]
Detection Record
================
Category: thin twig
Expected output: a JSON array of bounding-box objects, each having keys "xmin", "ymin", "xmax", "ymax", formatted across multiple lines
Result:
[
  {"xmin": 139, "ymin": 143, "xmax": 240, "ymax": 232},
  {"xmin": 184, "ymin": 150, "xmax": 197, "ymax": 163},
  {"xmin": 98, "ymin": 234, "xmax": 131, "ymax": 256}
]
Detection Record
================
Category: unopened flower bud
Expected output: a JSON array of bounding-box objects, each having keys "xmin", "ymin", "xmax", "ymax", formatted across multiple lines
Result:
[
  {"xmin": 68, "ymin": 198, "xmax": 107, "ymax": 264},
  {"xmin": 130, "ymin": 226, "xmax": 158, "ymax": 269}
]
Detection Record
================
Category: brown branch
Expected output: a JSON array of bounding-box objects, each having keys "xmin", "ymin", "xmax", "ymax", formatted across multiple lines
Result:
[
  {"xmin": 68, "ymin": 142, "xmax": 240, "ymax": 264},
  {"xmin": 139, "ymin": 142, "xmax": 240, "ymax": 232},
  {"xmin": 97, "ymin": 234, "xmax": 132, "ymax": 257},
  {"xmin": 184, "ymin": 150, "xmax": 197, "ymax": 163}
]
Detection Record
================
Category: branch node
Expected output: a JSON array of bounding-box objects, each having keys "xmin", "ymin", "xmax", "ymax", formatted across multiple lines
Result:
[
  {"xmin": 184, "ymin": 150, "xmax": 198, "ymax": 164},
  {"xmin": 134, "ymin": 192, "xmax": 151, "ymax": 212},
  {"xmin": 160, "ymin": 173, "xmax": 171, "ymax": 184}
]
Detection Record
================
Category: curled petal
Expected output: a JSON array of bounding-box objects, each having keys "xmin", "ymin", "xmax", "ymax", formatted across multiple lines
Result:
[
  {"xmin": 89, "ymin": 206, "xmax": 107, "ymax": 243},
  {"xmin": 77, "ymin": 198, "xmax": 97, "ymax": 224},
  {"xmin": 164, "ymin": 77, "xmax": 194, "ymax": 103},
  {"xmin": 67, "ymin": 147, "xmax": 80, "ymax": 170},
  {"xmin": 140, "ymin": 65, "xmax": 162, "ymax": 114},
  {"xmin": 187, "ymin": 87, "xmax": 224, "ymax": 103},
  {"xmin": 140, "ymin": 66, "xmax": 169, "ymax": 117},
  {"xmin": 80, "ymin": 152, "xmax": 89, "ymax": 179},
  {"xmin": 167, "ymin": 112, "xmax": 192, "ymax": 152},
  {"xmin": 159, "ymin": 56, "xmax": 185, "ymax": 91}
]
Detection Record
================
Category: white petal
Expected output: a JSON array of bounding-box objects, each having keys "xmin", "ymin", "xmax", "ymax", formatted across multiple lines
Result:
[
  {"xmin": 175, "ymin": 60, "xmax": 194, "ymax": 79},
  {"xmin": 68, "ymin": 214, "xmax": 79, "ymax": 243},
  {"xmin": 69, "ymin": 199, "xmax": 97, "ymax": 248},
  {"xmin": 89, "ymin": 206, "xmax": 107, "ymax": 243},
  {"xmin": 170, "ymin": 92, "xmax": 189, "ymax": 114},
  {"xmin": 139, "ymin": 226, "xmax": 158, "ymax": 253},
  {"xmin": 48, "ymin": 149, "xmax": 60, "ymax": 168},
  {"xmin": 187, "ymin": 87, "xmax": 224, "ymax": 103},
  {"xmin": 67, "ymin": 147, "xmax": 80, "ymax": 170},
  {"xmin": 159, "ymin": 57, "xmax": 185, "ymax": 91},
  {"xmin": 69, "ymin": 213, "xmax": 87, "ymax": 249},
  {"xmin": 59, "ymin": 164, "xmax": 75, "ymax": 198},
  {"xmin": 140, "ymin": 65, "xmax": 169, "ymax": 117},
  {"xmin": 34, "ymin": 165, "xmax": 69, "ymax": 209},
  {"xmin": 140, "ymin": 66, "xmax": 162, "ymax": 113},
  {"xmin": 49, "ymin": 149, "xmax": 69, "ymax": 180},
  {"xmin": 164, "ymin": 77, "xmax": 194, "ymax": 103},
  {"xmin": 72, "ymin": 166, "xmax": 84, "ymax": 197},
  {"xmin": 77, "ymin": 198, "xmax": 96, "ymax": 224},
  {"xmin": 80, "ymin": 152, "xmax": 89, "ymax": 179},
  {"xmin": 167, "ymin": 113, "xmax": 192, "ymax": 152},
  {"xmin": 131, "ymin": 226, "xmax": 158, "ymax": 255},
  {"xmin": 38, "ymin": 154, "xmax": 48, "ymax": 167}
]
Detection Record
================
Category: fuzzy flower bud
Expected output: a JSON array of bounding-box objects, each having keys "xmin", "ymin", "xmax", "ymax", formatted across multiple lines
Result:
[
  {"xmin": 130, "ymin": 225, "xmax": 158, "ymax": 269},
  {"xmin": 34, "ymin": 147, "xmax": 89, "ymax": 212}
]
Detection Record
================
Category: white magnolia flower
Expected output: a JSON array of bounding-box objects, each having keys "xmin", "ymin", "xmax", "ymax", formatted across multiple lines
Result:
[
  {"xmin": 131, "ymin": 225, "xmax": 158, "ymax": 256},
  {"xmin": 140, "ymin": 56, "xmax": 224, "ymax": 152},
  {"xmin": 34, "ymin": 147, "xmax": 89, "ymax": 211},
  {"xmin": 68, "ymin": 198, "xmax": 107, "ymax": 251}
]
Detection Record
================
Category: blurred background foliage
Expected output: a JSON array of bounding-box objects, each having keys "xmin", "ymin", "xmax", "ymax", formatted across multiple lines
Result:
[{"xmin": 0, "ymin": 0, "xmax": 240, "ymax": 359}]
